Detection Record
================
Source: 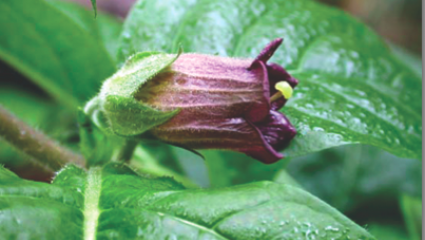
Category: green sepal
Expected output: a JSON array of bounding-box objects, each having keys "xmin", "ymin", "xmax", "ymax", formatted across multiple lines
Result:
[
  {"xmin": 78, "ymin": 108, "xmax": 123, "ymax": 167},
  {"xmin": 84, "ymin": 51, "xmax": 180, "ymax": 137},
  {"xmin": 101, "ymin": 51, "xmax": 179, "ymax": 98},
  {"xmin": 102, "ymin": 95, "xmax": 179, "ymax": 136}
]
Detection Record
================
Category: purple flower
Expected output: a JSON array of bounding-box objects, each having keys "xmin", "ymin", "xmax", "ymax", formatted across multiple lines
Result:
[{"xmin": 135, "ymin": 38, "xmax": 298, "ymax": 164}]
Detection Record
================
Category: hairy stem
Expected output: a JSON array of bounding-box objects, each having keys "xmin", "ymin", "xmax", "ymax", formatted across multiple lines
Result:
[
  {"xmin": 9, "ymin": 156, "xmax": 55, "ymax": 182},
  {"xmin": 116, "ymin": 140, "xmax": 138, "ymax": 163},
  {"xmin": 0, "ymin": 105, "xmax": 86, "ymax": 170}
]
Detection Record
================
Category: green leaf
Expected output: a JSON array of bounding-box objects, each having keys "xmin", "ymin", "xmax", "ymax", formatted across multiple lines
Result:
[
  {"xmin": 0, "ymin": 0, "xmax": 116, "ymax": 108},
  {"xmin": 139, "ymin": 142, "xmax": 188, "ymax": 175},
  {"xmin": 282, "ymin": 145, "xmax": 422, "ymax": 212},
  {"xmin": 400, "ymin": 195, "xmax": 422, "ymax": 240},
  {"xmin": 165, "ymin": 145, "xmax": 211, "ymax": 187},
  {"xmin": 117, "ymin": 0, "xmax": 421, "ymax": 159},
  {"xmin": 136, "ymin": 145, "xmax": 285, "ymax": 188},
  {"xmin": 202, "ymin": 150, "xmax": 287, "ymax": 187},
  {"xmin": 90, "ymin": 0, "xmax": 97, "ymax": 17},
  {"xmin": 130, "ymin": 146, "xmax": 199, "ymax": 188},
  {"xmin": 274, "ymin": 169, "xmax": 303, "ymax": 189},
  {"xmin": 389, "ymin": 44, "xmax": 422, "ymax": 78},
  {"xmin": 47, "ymin": 0, "xmax": 123, "ymax": 61},
  {"xmin": 0, "ymin": 163, "xmax": 375, "ymax": 239},
  {"xmin": 0, "ymin": 88, "xmax": 54, "ymax": 127},
  {"xmin": 96, "ymin": 14, "xmax": 123, "ymax": 62}
]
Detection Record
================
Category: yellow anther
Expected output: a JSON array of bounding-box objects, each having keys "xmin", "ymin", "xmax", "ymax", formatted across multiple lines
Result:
[{"xmin": 275, "ymin": 81, "xmax": 293, "ymax": 99}]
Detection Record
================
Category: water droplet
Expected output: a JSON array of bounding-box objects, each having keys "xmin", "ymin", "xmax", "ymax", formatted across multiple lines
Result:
[
  {"xmin": 325, "ymin": 226, "xmax": 339, "ymax": 232},
  {"xmin": 122, "ymin": 31, "xmax": 131, "ymax": 39}
]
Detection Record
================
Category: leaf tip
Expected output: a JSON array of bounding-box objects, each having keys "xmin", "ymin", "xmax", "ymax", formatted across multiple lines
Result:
[{"xmin": 90, "ymin": 0, "xmax": 97, "ymax": 18}]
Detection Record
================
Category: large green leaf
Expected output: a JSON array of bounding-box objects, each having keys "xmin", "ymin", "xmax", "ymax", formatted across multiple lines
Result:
[
  {"xmin": 400, "ymin": 195, "xmax": 422, "ymax": 240},
  {"xmin": 0, "ymin": 0, "xmax": 116, "ymax": 108},
  {"xmin": 0, "ymin": 163, "xmax": 375, "ymax": 239},
  {"xmin": 282, "ymin": 145, "xmax": 421, "ymax": 212},
  {"xmin": 117, "ymin": 0, "xmax": 421, "ymax": 159},
  {"xmin": 47, "ymin": 0, "xmax": 122, "ymax": 61},
  {"xmin": 130, "ymin": 146, "xmax": 199, "ymax": 188},
  {"xmin": 202, "ymin": 150, "xmax": 287, "ymax": 187}
]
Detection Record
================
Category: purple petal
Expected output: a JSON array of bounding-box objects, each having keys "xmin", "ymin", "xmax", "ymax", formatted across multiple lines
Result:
[
  {"xmin": 252, "ymin": 38, "xmax": 284, "ymax": 64},
  {"xmin": 255, "ymin": 110, "xmax": 297, "ymax": 152},
  {"xmin": 151, "ymin": 116, "xmax": 283, "ymax": 164},
  {"xmin": 267, "ymin": 63, "xmax": 299, "ymax": 88},
  {"xmin": 244, "ymin": 60, "xmax": 270, "ymax": 123},
  {"xmin": 136, "ymin": 54, "xmax": 267, "ymax": 120},
  {"xmin": 267, "ymin": 63, "xmax": 299, "ymax": 110},
  {"xmin": 244, "ymin": 120, "xmax": 284, "ymax": 164}
]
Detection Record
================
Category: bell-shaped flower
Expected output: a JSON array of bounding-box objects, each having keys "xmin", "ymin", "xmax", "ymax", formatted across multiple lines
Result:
[{"xmin": 85, "ymin": 38, "xmax": 297, "ymax": 164}]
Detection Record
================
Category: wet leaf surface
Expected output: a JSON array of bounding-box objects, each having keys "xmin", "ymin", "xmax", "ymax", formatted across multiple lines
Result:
[
  {"xmin": 0, "ymin": 0, "xmax": 117, "ymax": 108},
  {"xmin": 0, "ymin": 163, "xmax": 375, "ymax": 239},
  {"xmin": 118, "ymin": 0, "xmax": 422, "ymax": 159}
]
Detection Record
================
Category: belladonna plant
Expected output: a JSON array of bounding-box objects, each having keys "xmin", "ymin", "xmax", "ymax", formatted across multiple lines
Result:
[{"xmin": 85, "ymin": 38, "xmax": 298, "ymax": 164}]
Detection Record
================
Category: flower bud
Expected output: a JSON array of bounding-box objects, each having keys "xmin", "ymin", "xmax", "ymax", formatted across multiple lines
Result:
[{"xmin": 85, "ymin": 39, "xmax": 298, "ymax": 164}]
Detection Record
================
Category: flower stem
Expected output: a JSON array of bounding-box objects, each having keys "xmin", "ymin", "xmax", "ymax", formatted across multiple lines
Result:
[
  {"xmin": 0, "ymin": 105, "xmax": 86, "ymax": 170},
  {"xmin": 10, "ymin": 157, "xmax": 55, "ymax": 182},
  {"xmin": 116, "ymin": 140, "xmax": 138, "ymax": 163}
]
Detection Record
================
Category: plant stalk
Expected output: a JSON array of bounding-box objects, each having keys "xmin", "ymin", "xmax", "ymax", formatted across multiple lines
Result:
[
  {"xmin": 116, "ymin": 140, "xmax": 138, "ymax": 163},
  {"xmin": 0, "ymin": 105, "xmax": 86, "ymax": 170}
]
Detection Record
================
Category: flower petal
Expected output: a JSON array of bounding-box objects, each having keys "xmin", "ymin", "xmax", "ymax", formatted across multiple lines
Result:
[
  {"xmin": 252, "ymin": 38, "xmax": 284, "ymax": 63},
  {"xmin": 151, "ymin": 115, "xmax": 283, "ymax": 164},
  {"xmin": 136, "ymin": 54, "xmax": 269, "ymax": 121},
  {"xmin": 267, "ymin": 63, "xmax": 299, "ymax": 110},
  {"xmin": 244, "ymin": 120, "xmax": 284, "ymax": 164},
  {"xmin": 255, "ymin": 110, "xmax": 297, "ymax": 152},
  {"xmin": 267, "ymin": 63, "xmax": 299, "ymax": 88},
  {"xmin": 244, "ymin": 60, "xmax": 270, "ymax": 123}
]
